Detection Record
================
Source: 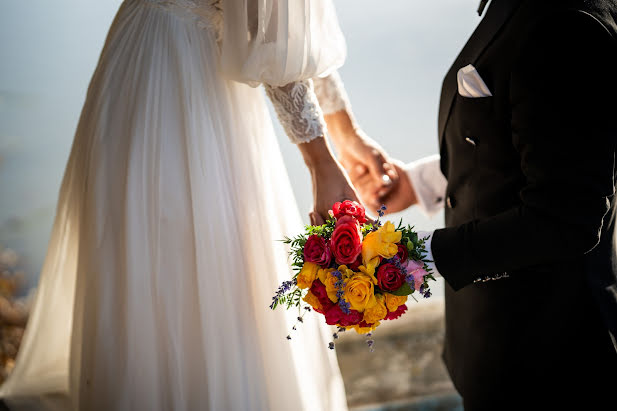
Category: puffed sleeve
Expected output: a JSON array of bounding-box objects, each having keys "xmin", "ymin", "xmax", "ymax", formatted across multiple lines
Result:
[{"xmin": 220, "ymin": 0, "xmax": 346, "ymax": 87}]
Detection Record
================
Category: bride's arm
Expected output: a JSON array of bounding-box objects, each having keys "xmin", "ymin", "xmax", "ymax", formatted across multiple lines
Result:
[
  {"xmin": 220, "ymin": 0, "xmax": 359, "ymax": 222},
  {"xmin": 264, "ymin": 80, "xmax": 360, "ymax": 224}
]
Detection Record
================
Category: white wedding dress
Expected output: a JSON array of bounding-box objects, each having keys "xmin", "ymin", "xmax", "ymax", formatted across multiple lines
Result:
[{"xmin": 0, "ymin": 1, "xmax": 350, "ymax": 410}]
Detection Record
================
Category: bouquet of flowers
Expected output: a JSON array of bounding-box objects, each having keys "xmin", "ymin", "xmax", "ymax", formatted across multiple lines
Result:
[{"xmin": 271, "ymin": 200, "xmax": 435, "ymax": 348}]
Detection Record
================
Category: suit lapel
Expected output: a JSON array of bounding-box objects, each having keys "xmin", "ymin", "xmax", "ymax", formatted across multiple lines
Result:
[{"xmin": 438, "ymin": 0, "xmax": 523, "ymax": 145}]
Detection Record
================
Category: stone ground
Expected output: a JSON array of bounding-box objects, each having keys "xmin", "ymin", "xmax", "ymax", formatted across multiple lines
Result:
[
  {"xmin": 335, "ymin": 298, "xmax": 462, "ymax": 411},
  {"xmin": 0, "ymin": 299, "xmax": 462, "ymax": 411}
]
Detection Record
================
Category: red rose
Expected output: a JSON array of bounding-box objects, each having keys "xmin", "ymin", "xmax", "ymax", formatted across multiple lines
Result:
[
  {"xmin": 324, "ymin": 304, "xmax": 363, "ymax": 326},
  {"xmin": 310, "ymin": 280, "xmax": 334, "ymax": 313},
  {"xmin": 396, "ymin": 244, "xmax": 409, "ymax": 263},
  {"xmin": 348, "ymin": 253, "xmax": 363, "ymax": 271},
  {"xmin": 332, "ymin": 200, "xmax": 368, "ymax": 224},
  {"xmin": 303, "ymin": 235, "xmax": 332, "ymax": 268},
  {"xmin": 376, "ymin": 263, "xmax": 405, "ymax": 292},
  {"xmin": 330, "ymin": 216, "xmax": 363, "ymax": 265},
  {"xmin": 384, "ymin": 304, "xmax": 408, "ymax": 320},
  {"xmin": 340, "ymin": 309, "xmax": 363, "ymax": 327}
]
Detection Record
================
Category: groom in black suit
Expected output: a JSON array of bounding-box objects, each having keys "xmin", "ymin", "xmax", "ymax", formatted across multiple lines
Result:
[{"xmin": 349, "ymin": 0, "xmax": 617, "ymax": 408}]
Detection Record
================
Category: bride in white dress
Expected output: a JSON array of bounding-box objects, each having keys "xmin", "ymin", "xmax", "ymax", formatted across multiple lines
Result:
[{"xmin": 0, "ymin": 0, "xmax": 366, "ymax": 409}]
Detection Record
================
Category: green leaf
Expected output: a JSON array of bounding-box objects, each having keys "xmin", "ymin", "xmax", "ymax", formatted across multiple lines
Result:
[{"xmin": 390, "ymin": 283, "xmax": 414, "ymax": 296}]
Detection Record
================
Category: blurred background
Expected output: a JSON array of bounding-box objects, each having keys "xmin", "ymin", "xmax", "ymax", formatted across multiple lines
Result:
[{"xmin": 0, "ymin": 0, "xmax": 481, "ymax": 409}]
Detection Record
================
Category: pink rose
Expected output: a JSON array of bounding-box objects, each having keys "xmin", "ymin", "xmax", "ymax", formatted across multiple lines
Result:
[
  {"xmin": 404, "ymin": 260, "xmax": 423, "ymax": 272},
  {"xmin": 303, "ymin": 235, "xmax": 332, "ymax": 268},
  {"xmin": 330, "ymin": 216, "xmax": 363, "ymax": 265},
  {"xmin": 376, "ymin": 263, "xmax": 405, "ymax": 292},
  {"xmin": 332, "ymin": 200, "xmax": 368, "ymax": 224},
  {"xmin": 404, "ymin": 260, "xmax": 428, "ymax": 291},
  {"xmin": 384, "ymin": 304, "xmax": 408, "ymax": 320}
]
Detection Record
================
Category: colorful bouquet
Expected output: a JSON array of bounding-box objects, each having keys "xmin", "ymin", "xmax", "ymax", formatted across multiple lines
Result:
[{"xmin": 271, "ymin": 200, "xmax": 435, "ymax": 348}]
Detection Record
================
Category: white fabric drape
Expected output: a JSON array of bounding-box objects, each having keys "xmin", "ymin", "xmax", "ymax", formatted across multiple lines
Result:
[
  {"xmin": 0, "ymin": 1, "xmax": 349, "ymax": 410},
  {"xmin": 221, "ymin": 0, "xmax": 346, "ymax": 87}
]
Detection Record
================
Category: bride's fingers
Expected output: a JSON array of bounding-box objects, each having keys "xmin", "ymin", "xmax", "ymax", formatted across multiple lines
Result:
[
  {"xmin": 383, "ymin": 162, "xmax": 399, "ymax": 184},
  {"xmin": 351, "ymin": 173, "xmax": 384, "ymax": 209},
  {"xmin": 310, "ymin": 211, "xmax": 326, "ymax": 226},
  {"xmin": 373, "ymin": 163, "xmax": 401, "ymax": 200},
  {"xmin": 350, "ymin": 166, "xmax": 374, "ymax": 189},
  {"xmin": 348, "ymin": 163, "xmax": 368, "ymax": 180}
]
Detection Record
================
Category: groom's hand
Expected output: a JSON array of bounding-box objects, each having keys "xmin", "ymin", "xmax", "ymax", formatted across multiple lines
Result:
[{"xmin": 350, "ymin": 159, "xmax": 418, "ymax": 214}]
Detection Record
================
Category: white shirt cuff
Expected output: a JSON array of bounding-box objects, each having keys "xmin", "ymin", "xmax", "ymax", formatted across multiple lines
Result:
[
  {"xmin": 403, "ymin": 155, "xmax": 447, "ymax": 218},
  {"xmin": 416, "ymin": 230, "xmax": 441, "ymax": 278}
]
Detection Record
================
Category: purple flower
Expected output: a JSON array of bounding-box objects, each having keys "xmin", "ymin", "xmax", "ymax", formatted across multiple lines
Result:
[
  {"xmin": 270, "ymin": 279, "xmax": 297, "ymax": 309},
  {"xmin": 338, "ymin": 299, "xmax": 351, "ymax": 314}
]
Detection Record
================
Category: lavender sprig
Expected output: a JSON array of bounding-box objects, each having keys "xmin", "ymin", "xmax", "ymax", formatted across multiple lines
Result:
[
  {"xmin": 371, "ymin": 205, "xmax": 387, "ymax": 231},
  {"xmin": 270, "ymin": 278, "xmax": 297, "ymax": 310},
  {"xmin": 331, "ymin": 270, "xmax": 351, "ymax": 314}
]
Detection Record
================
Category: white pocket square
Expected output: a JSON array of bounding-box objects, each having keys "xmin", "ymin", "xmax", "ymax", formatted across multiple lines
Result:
[{"xmin": 457, "ymin": 64, "xmax": 493, "ymax": 98}]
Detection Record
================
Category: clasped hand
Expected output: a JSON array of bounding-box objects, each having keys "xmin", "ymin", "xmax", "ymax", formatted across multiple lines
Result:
[
  {"xmin": 337, "ymin": 131, "xmax": 418, "ymax": 217},
  {"xmin": 299, "ymin": 113, "xmax": 417, "ymax": 223}
]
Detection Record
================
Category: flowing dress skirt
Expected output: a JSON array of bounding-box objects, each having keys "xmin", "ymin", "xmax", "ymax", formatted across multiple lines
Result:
[{"xmin": 0, "ymin": 1, "xmax": 347, "ymax": 410}]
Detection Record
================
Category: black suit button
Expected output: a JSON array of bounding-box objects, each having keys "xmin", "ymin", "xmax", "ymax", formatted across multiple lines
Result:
[
  {"xmin": 465, "ymin": 136, "xmax": 477, "ymax": 146},
  {"xmin": 446, "ymin": 196, "xmax": 456, "ymax": 208}
]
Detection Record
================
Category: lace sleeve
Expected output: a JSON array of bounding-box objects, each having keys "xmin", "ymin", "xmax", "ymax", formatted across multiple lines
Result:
[
  {"xmin": 264, "ymin": 80, "xmax": 326, "ymax": 144},
  {"xmin": 312, "ymin": 71, "xmax": 350, "ymax": 115}
]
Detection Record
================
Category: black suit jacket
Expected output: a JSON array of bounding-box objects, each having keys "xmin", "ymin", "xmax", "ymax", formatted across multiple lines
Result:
[{"xmin": 431, "ymin": 0, "xmax": 617, "ymax": 406}]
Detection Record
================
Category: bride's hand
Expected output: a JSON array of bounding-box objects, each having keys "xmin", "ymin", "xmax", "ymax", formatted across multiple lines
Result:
[
  {"xmin": 309, "ymin": 161, "xmax": 360, "ymax": 226},
  {"xmin": 297, "ymin": 137, "xmax": 361, "ymax": 225}
]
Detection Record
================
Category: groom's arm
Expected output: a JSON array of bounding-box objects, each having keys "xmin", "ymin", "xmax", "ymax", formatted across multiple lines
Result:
[
  {"xmin": 403, "ymin": 155, "xmax": 447, "ymax": 218},
  {"xmin": 432, "ymin": 11, "xmax": 617, "ymax": 290}
]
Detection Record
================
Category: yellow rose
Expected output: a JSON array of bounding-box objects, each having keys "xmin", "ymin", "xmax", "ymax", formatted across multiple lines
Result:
[
  {"xmin": 297, "ymin": 262, "xmax": 320, "ymax": 289},
  {"xmin": 302, "ymin": 290, "xmax": 322, "ymax": 311},
  {"xmin": 344, "ymin": 273, "xmax": 377, "ymax": 313},
  {"xmin": 337, "ymin": 265, "xmax": 356, "ymax": 280},
  {"xmin": 353, "ymin": 321, "xmax": 380, "ymax": 334},
  {"xmin": 358, "ymin": 257, "xmax": 379, "ymax": 285},
  {"xmin": 384, "ymin": 293, "xmax": 408, "ymax": 312},
  {"xmin": 361, "ymin": 221, "xmax": 403, "ymax": 264},
  {"xmin": 318, "ymin": 268, "xmax": 339, "ymax": 303},
  {"xmin": 363, "ymin": 294, "xmax": 387, "ymax": 324}
]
